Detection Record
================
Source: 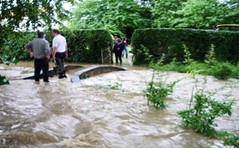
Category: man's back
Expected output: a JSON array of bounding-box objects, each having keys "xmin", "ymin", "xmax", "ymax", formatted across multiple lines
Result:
[{"xmin": 25, "ymin": 38, "xmax": 50, "ymax": 59}]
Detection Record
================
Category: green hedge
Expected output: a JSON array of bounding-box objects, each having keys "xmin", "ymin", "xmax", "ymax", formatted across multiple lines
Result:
[
  {"xmin": 131, "ymin": 28, "xmax": 239, "ymax": 65},
  {"xmin": 1, "ymin": 32, "xmax": 35, "ymax": 62},
  {"xmin": 2, "ymin": 29, "xmax": 113, "ymax": 64},
  {"xmin": 63, "ymin": 30, "xmax": 113, "ymax": 63}
]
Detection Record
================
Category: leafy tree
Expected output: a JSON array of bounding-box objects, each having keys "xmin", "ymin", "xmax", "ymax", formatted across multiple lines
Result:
[
  {"xmin": 152, "ymin": 0, "xmax": 239, "ymax": 29},
  {"xmin": 136, "ymin": 0, "xmax": 154, "ymax": 6},
  {"xmin": 151, "ymin": 0, "xmax": 186, "ymax": 28},
  {"xmin": 220, "ymin": 0, "xmax": 239, "ymax": 24},
  {"xmin": 69, "ymin": 0, "xmax": 152, "ymax": 37},
  {"xmin": 0, "ymin": 0, "xmax": 73, "ymax": 30},
  {"xmin": 175, "ymin": 0, "xmax": 239, "ymax": 28}
]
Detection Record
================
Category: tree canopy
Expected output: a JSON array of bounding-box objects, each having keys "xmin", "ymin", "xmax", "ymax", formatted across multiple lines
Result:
[
  {"xmin": 151, "ymin": 0, "xmax": 187, "ymax": 28},
  {"xmin": 69, "ymin": 0, "xmax": 152, "ymax": 37},
  {"xmin": 152, "ymin": 0, "xmax": 239, "ymax": 28},
  {"xmin": 0, "ymin": 0, "xmax": 73, "ymax": 30},
  {"xmin": 69, "ymin": 0, "xmax": 239, "ymax": 35}
]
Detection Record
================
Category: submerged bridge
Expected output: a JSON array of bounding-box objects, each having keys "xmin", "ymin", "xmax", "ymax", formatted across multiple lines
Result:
[
  {"xmin": 23, "ymin": 65, "xmax": 126, "ymax": 82},
  {"xmin": 23, "ymin": 53, "xmax": 132, "ymax": 81}
]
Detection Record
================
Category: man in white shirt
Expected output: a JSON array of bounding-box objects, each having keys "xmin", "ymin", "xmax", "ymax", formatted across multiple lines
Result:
[{"xmin": 52, "ymin": 29, "xmax": 68, "ymax": 79}]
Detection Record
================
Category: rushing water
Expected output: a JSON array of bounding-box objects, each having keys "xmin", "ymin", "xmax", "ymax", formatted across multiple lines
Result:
[{"xmin": 0, "ymin": 62, "xmax": 238, "ymax": 148}]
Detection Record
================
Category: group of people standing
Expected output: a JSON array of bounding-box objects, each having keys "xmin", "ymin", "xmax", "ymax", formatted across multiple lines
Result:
[
  {"xmin": 112, "ymin": 36, "xmax": 129, "ymax": 64},
  {"xmin": 25, "ymin": 32, "xmax": 129, "ymax": 83},
  {"xmin": 25, "ymin": 29, "xmax": 68, "ymax": 82}
]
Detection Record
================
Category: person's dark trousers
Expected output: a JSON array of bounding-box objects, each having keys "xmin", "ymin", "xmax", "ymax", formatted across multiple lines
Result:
[
  {"xmin": 34, "ymin": 58, "xmax": 49, "ymax": 82},
  {"xmin": 55, "ymin": 52, "xmax": 66, "ymax": 78},
  {"xmin": 115, "ymin": 52, "xmax": 122, "ymax": 64}
]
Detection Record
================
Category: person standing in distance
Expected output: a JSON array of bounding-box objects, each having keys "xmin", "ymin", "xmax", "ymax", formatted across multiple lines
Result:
[
  {"xmin": 25, "ymin": 31, "xmax": 50, "ymax": 82},
  {"xmin": 52, "ymin": 29, "xmax": 68, "ymax": 79},
  {"xmin": 113, "ymin": 38, "xmax": 125, "ymax": 64}
]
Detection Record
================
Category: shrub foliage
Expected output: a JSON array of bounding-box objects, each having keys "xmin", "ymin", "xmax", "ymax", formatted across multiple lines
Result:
[{"xmin": 131, "ymin": 28, "xmax": 239, "ymax": 65}]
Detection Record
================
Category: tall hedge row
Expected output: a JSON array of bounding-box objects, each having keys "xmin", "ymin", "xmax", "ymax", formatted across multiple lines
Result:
[
  {"xmin": 2, "ymin": 32, "xmax": 35, "ymax": 61},
  {"xmin": 2, "ymin": 29, "xmax": 113, "ymax": 64},
  {"xmin": 131, "ymin": 28, "xmax": 239, "ymax": 65},
  {"xmin": 62, "ymin": 30, "xmax": 113, "ymax": 64}
]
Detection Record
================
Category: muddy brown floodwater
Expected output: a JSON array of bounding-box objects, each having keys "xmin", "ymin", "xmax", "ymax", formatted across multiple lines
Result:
[{"xmin": 0, "ymin": 62, "xmax": 238, "ymax": 148}]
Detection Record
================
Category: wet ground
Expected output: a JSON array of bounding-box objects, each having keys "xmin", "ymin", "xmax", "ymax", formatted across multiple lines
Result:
[{"xmin": 0, "ymin": 62, "xmax": 238, "ymax": 148}]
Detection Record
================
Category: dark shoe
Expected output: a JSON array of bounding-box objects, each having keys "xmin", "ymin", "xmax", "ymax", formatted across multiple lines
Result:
[
  {"xmin": 59, "ymin": 73, "xmax": 67, "ymax": 79},
  {"xmin": 59, "ymin": 75, "xmax": 65, "ymax": 79},
  {"xmin": 59, "ymin": 75, "xmax": 64, "ymax": 79},
  {"xmin": 43, "ymin": 80, "xmax": 49, "ymax": 82}
]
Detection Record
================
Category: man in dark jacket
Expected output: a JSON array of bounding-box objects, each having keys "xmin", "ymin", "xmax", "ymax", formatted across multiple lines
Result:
[
  {"xmin": 113, "ymin": 38, "xmax": 125, "ymax": 64},
  {"xmin": 25, "ymin": 31, "xmax": 50, "ymax": 82}
]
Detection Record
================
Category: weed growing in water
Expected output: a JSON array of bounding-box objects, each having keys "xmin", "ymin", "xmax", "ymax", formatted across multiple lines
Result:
[
  {"xmin": 144, "ymin": 71, "xmax": 177, "ymax": 109},
  {"xmin": 177, "ymin": 75, "xmax": 238, "ymax": 147},
  {"xmin": 217, "ymin": 131, "xmax": 239, "ymax": 147},
  {"xmin": 107, "ymin": 82, "xmax": 122, "ymax": 90},
  {"xmin": 0, "ymin": 74, "xmax": 9, "ymax": 85},
  {"xmin": 178, "ymin": 92, "xmax": 234, "ymax": 137}
]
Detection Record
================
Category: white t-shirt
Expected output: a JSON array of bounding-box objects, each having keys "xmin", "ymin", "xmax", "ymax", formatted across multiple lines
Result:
[{"xmin": 52, "ymin": 34, "xmax": 67, "ymax": 53}]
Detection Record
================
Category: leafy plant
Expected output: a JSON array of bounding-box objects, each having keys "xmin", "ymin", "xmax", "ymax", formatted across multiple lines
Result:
[
  {"xmin": 107, "ymin": 82, "xmax": 122, "ymax": 90},
  {"xmin": 204, "ymin": 44, "xmax": 217, "ymax": 65},
  {"xmin": 156, "ymin": 53, "xmax": 166, "ymax": 66},
  {"xmin": 144, "ymin": 71, "xmax": 176, "ymax": 109},
  {"xmin": 178, "ymin": 91, "xmax": 234, "ymax": 137},
  {"xmin": 183, "ymin": 44, "xmax": 194, "ymax": 64},
  {"xmin": 217, "ymin": 131, "xmax": 239, "ymax": 147},
  {"xmin": 0, "ymin": 74, "xmax": 9, "ymax": 85}
]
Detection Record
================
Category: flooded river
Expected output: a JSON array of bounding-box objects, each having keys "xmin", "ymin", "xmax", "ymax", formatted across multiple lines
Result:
[{"xmin": 0, "ymin": 62, "xmax": 238, "ymax": 148}]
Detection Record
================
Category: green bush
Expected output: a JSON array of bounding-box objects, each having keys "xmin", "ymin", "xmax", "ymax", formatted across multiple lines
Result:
[
  {"xmin": 144, "ymin": 72, "xmax": 176, "ymax": 109},
  {"xmin": 64, "ymin": 29, "xmax": 113, "ymax": 63},
  {"xmin": 178, "ymin": 92, "xmax": 234, "ymax": 137},
  {"xmin": 217, "ymin": 131, "xmax": 239, "ymax": 147},
  {"xmin": 0, "ymin": 74, "xmax": 9, "ymax": 85},
  {"xmin": 131, "ymin": 28, "xmax": 239, "ymax": 65},
  {"xmin": 209, "ymin": 62, "xmax": 234, "ymax": 80},
  {"xmin": 2, "ymin": 32, "xmax": 35, "ymax": 61}
]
